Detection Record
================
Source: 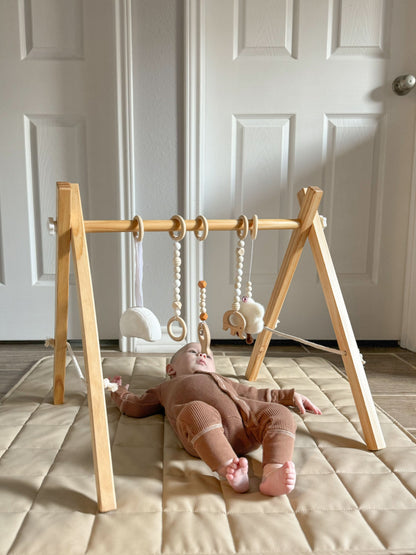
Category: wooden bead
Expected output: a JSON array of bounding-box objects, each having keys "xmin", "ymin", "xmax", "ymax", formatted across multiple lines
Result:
[
  {"xmin": 198, "ymin": 280, "xmax": 207, "ymax": 289},
  {"xmin": 200, "ymin": 312, "xmax": 208, "ymax": 321}
]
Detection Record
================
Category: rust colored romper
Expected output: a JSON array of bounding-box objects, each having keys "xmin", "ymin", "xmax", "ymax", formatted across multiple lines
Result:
[{"xmin": 113, "ymin": 372, "xmax": 296, "ymax": 471}]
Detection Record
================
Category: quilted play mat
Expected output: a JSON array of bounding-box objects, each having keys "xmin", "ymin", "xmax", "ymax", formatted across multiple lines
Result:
[{"xmin": 0, "ymin": 354, "xmax": 416, "ymax": 555}]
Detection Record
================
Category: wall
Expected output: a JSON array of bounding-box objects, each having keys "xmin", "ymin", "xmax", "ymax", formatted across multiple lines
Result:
[{"xmin": 131, "ymin": 0, "xmax": 185, "ymax": 331}]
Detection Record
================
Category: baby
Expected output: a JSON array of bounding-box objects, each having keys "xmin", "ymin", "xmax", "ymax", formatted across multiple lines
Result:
[{"xmin": 111, "ymin": 342, "xmax": 321, "ymax": 496}]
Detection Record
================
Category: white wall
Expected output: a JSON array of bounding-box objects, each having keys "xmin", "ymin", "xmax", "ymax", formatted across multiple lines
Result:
[{"xmin": 131, "ymin": 0, "xmax": 185, "ymax": 329}]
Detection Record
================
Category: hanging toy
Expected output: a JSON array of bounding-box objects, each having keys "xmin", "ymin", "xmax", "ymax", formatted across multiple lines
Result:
[
  {"xmin": 194, "ymin": 215, "xmax": 211, "ymax": 354},
  {"xmin": 222, "ymin": 215, "xmax": 249, "ymax": 339},
  {"xmin": 198, "ymin": 279, "xmax": 211, "ymax": 354},
  {"xmin": 120, "ymin": 216, "xmax": 162, "ymax": 341},
  {"xmin": 167, "ymin": 215, "xmax": 187, "ymax": 342},
  {"xmin": 238, "ymin": 215, "xmax": 265, "ymax": 344}
]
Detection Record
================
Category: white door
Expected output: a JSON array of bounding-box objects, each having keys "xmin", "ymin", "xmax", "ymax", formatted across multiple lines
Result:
[
  {"xmin": 0, "ymin": 0, "xmax": 121, "ymax": 340},
  {"xmin": 193, "ymin": 0, "xmax": 416, "ymax": 340}
]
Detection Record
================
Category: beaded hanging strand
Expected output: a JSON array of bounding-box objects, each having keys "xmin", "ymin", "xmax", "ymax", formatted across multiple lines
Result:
[
  {"xmin": 194, "ymin": 215, "xmax": 210, "ymax": 354},
  {"xmin": 198, "ymin": 279, "xmax": 211, "ymax": 353},
  {"xmin": 244, "ymin": 214, "xmax": 258, "ymax": 301},
  {"xmin": 167, "ymin": 215, "xmax": 187, "ymax": 342},
  {"xmin": 198, "ymin": 280, "xmax": 208, "ymax": 322},
  {"xmin": 222, "ymin": 215, "xmax": 249, "ymax": 339},
  {"xmin": 240, "ymin": 214, "xmax": 261, "ymax": 345}
]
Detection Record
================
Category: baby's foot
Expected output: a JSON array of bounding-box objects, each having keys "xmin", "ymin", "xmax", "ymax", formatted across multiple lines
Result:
[
  {"xmin": 220, "ymin": 457, "xmax": 249, "ymax": 493},
  {"xmin": 260, "ymin": 461, "xmax": 296, "ymax": 496}
]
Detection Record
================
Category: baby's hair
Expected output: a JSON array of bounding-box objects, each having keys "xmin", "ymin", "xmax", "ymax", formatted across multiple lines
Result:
[{"xmin": 169, "ymin": 343, "xmax": 191, "ymax": 364}]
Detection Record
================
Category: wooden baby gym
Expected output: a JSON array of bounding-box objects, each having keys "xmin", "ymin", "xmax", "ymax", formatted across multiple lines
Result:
[{"xmin": 51, "ymin": 181, "xmax": 385, "ymax": 513}]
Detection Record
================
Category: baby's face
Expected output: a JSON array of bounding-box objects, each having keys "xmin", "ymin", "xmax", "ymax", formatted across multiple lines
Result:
[{"xmin": 167, "ymin": 342, "xmax": 215, "ymax": 378}]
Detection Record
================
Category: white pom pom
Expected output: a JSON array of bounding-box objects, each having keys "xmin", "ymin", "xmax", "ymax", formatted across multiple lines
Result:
[{"xmin": 240, "ymin": 297, "xmax": 265, "ymax": 334}]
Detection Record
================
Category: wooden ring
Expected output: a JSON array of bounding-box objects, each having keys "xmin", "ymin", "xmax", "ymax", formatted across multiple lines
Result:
[
  {"xmin": 250, "ymin": 214, "xmax": 258, "ymax": 240},
  {"xmin": 237, "ymin": 215, "xmax": 249, "ymax": 239},
  {"xmin": 133, "ymin": 215, "xmax": 144, "ymax": 242},
  {"xmin": 194, "ymin": 215, "xmax": 209, "ymax": 241},
  {"xmin": 167, "ymin": 315, "xmax": 187, "ymax": 341},
  {"xmin": 169, "ymin": 215, "xmax": 187, "ymax": 241}
]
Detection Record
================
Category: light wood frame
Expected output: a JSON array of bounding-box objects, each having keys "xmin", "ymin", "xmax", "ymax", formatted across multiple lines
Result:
[{"xmin": 53, "ymin": 182, "xmax": 385, "ymax": 512}]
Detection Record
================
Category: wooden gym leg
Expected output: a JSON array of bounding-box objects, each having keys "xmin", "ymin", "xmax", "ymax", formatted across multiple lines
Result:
[
  {"xmin": 246, "ymin": 187, "xmax": 323, "ymax": 381},
  {"xmin": 53, "ymin": 182, "xmax": 72, "ymax": 405},
  {"xmin": 70, "ymin": 183, "xmax": 117, "ymax": 512},
  {"xmin": 301, "ymin": 192, "xmax": 385, "ymax": 450}
]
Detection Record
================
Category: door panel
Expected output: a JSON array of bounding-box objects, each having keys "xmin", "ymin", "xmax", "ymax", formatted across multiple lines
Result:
[
  {"xmin": 0, "ymin": 0, "xmax": 120, "ymax": 339},
  {"xmin": 200, "ymin": 0, "xmax": 416, "ymax": 340}
]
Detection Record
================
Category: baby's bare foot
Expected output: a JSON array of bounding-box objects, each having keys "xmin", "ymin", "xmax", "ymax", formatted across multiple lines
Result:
[
  {"xmin": 220, "ymin": 457, "xmax": 249, "ymax": 493},
  {"xmin": 260, "ymin": 461, "xmax": 296, "ymax": 496}
]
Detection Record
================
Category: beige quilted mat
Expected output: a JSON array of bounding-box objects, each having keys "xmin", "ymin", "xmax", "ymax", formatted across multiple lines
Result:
[{"xmin": 0, "ymin": 355, "xmax": 416, "ymax": 555}]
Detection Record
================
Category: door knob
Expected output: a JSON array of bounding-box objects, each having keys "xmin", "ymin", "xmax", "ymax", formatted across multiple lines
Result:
[{"xmin": 392, "ymin": 74, "xmax": 416, "ymax": 96}]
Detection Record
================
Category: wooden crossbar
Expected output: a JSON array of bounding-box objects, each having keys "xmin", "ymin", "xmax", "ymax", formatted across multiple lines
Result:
[
  {"xmin": 50, "ymin": 217, "xmax": 301, "ymax": 234},
  {"xmin": 52, "ymin": 182, "xmax": 385, "ymax": 512}
]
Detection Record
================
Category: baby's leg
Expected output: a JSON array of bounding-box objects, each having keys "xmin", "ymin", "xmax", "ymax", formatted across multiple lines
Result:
[
  {"xmin": 217, "ymin": 457, "xmax": 249, "ymax": 493},
  {"xmin": 260, "ymin": 461, "xmax": 296, "ymax": 496},
  {"xmin": 176, "ymin": 401, "xmax": 250, "ymax": 492},
  {"xmin": 252, "ymin": 403, "xmax": 297, "ymax": 496}
]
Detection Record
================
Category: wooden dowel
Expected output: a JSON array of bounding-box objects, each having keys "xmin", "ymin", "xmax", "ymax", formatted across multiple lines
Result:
[
  {"xmin": 53, "ymin": 182, "xmax": 72, "ymax": 405},
  {"xmin": 70, "ymin": 184, "xmax": 117, "ymax": 512},
  {"xmin": 301, "ymin": 194, "xmax": 385, "ymax": 450},
  {"xmin": 80, "ymin": 218, "xmax": 300, "ymax": 234},
  {"xmin": 246, "ymin": 187, "xmax": 324, "ymax": 382}
]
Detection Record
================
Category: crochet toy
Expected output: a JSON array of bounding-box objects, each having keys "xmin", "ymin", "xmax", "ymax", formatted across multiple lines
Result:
[
  {"xmin": 120, "ymin": 307, "xmax": 162, "ymax": 342},
  {"xmin": 223, "ymin": 215, "xmax": 265, "ymax": 343},
  {"xmin": 120, "ymin": 215, "xmax": 162, "ymax": 342},
  {"xmin": 239, "ymin": 296, "xmax": 265, "ymax": 344}
]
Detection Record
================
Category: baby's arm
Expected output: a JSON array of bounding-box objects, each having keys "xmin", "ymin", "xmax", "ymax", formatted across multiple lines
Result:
[
  {"xmin": 229, "ymin": 379, "xmax": 321, "ymax": 414},
  {"xmin": 230, "ymin": 379, "xmax": 295, "ymax": 406},
  {"xmin": 110, "ymin": 376, "xmax": 163, "ymax": 418}
]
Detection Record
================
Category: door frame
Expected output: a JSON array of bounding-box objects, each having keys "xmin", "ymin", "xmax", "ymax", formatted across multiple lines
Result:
[
  {"xmin": 117, "ymin": 0, "xmax": 189, "ymax": 352},
  {"xmin": 115, "ymin": 0, "xmax": 135, "ymax": 352},
  {"xmin": 184, "ymin": 0, "xmax": 416, "ymax": 351},
  {"xmin": 184, "ymin": 0, "xmax": 205, "ymax": 342},
  {"xmin": 401, "ymin": 148, "xmax": 416, "ymax": 351}
]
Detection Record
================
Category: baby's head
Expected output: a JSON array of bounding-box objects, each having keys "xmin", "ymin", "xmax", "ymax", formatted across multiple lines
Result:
[{"xmin": 166, "ymin": 342, "xmax": 215, "ymax": 378}]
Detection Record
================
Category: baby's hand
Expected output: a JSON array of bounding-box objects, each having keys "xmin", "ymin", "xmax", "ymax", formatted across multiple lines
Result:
[
  {"xmin": 293, "ymin": 393, "xmax": 322, "ymax": 415},
  {"xmin": 110, "ymin": 378, "xmax": 131, "ymax": 408}
]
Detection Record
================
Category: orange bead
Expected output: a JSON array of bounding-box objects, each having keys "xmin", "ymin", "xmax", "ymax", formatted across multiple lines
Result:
[
  {"xmin": 200, "ymin": 312, "xmax": 208, "ymax": 321},
  {"xmin": 198, "ymin": 280, "xmax": 207, "ymax": 289}
]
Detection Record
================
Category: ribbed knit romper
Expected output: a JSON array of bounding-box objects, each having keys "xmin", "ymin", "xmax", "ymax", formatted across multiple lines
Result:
[{"xmin": 113, "ymin": 372, "xmax": 296, "ymax": 472}]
